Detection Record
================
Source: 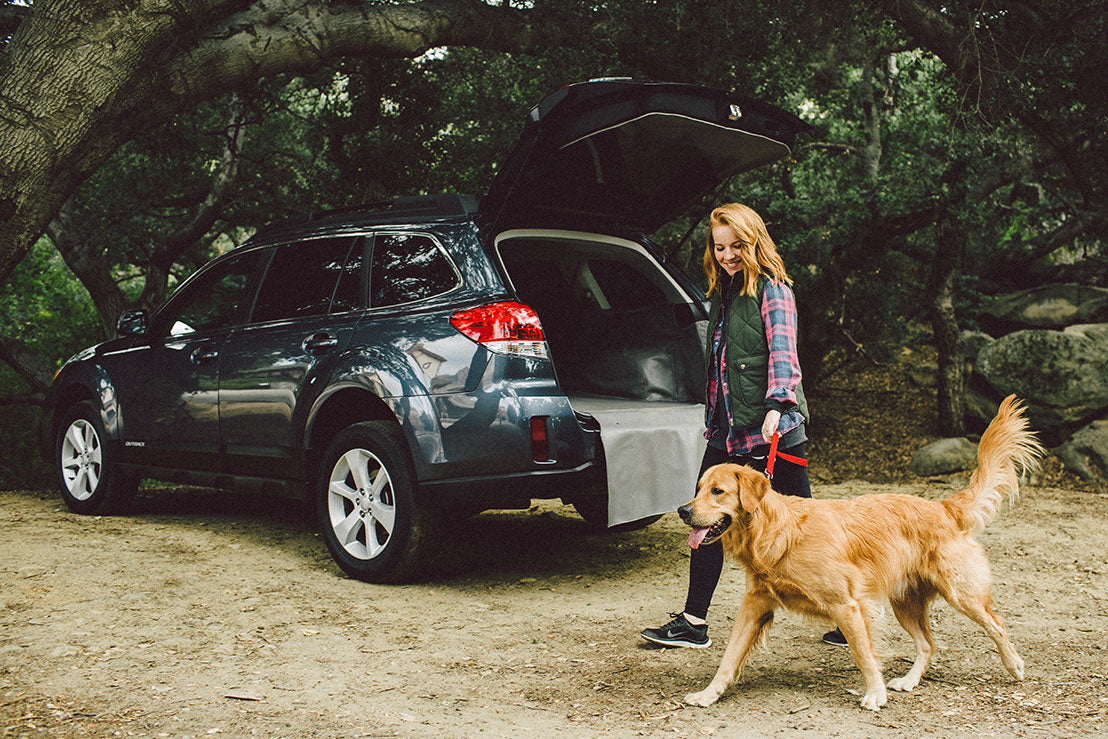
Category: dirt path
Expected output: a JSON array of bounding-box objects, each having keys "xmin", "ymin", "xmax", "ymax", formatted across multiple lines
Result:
[{"xmin": 2, "ymin": 480, "xmax": 1106, "ymax": 738}]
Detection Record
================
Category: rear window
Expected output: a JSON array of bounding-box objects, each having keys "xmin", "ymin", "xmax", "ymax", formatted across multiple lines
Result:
[{"xmin": 371, "ymin": 233, "xmax": 459, "ymax": 308}]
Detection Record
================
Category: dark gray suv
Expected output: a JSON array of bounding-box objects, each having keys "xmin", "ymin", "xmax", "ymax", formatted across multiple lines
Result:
[{"xmin": 44, "ymin": 80, "xmax": 807, "ymax": 582}]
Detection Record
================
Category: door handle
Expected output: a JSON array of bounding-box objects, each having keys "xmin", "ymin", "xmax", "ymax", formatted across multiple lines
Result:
[
  {"xmin": 303, "ymin": 333, "xmax": 339, "ymax": 355},
  {"xmin": 190, "ymin": 346, "xmax": 219, "ymax": 364}
]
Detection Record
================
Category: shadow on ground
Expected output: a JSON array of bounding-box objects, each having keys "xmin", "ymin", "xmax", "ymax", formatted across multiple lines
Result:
[{"xmin": 37, "ymin": 484, "xmax": 679, "ymax": 586}]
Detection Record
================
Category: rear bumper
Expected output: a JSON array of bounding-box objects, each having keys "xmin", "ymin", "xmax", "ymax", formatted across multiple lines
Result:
[{"xmin": 417, "ymin": 460, "xmax": 604, "ymax": 509}]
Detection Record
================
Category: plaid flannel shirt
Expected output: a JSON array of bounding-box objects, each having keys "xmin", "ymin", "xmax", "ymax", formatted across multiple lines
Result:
[{"xmin": 705, "ymin": 280, "xmax": 804, "ymax": 456}]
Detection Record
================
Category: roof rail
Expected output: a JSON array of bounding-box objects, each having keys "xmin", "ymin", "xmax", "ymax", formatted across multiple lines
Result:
[
  {"xmin": 305, "ymin": 194, "xmax": 478, "ymax": 221},
  {"xmin": 250, "ymin": 194, "xmax": 479, "ymax": 241}
]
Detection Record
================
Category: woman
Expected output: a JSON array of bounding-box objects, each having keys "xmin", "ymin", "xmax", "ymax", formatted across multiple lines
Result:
[{"xmin": 640, "ymin": 203, "xmax": 843, "ymax": 648}]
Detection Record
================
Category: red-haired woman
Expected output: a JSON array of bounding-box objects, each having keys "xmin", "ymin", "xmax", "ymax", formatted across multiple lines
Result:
[{"xmin": 641, "ymin": 203, "xmax": 842, "ymax": 648}]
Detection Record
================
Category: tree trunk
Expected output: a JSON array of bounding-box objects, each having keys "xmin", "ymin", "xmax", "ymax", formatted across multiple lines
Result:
[
  {"xmin": 0, "ymin": 0, "xmax": 567, "ymax": 291},
  {"xmin": 928, "ymin": 212, "xmax": 965, "ymax": 436}
]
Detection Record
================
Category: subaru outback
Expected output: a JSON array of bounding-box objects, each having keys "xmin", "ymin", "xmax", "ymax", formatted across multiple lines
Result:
[{"xmin": 44, "ymin": 79, "xmax": 807, "ymax": 582}]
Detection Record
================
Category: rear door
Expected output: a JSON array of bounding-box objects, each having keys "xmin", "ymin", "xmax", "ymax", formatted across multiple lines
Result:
[
  {"xmin": 480, "ymin": 79, "xmax": 809, "ymax": 237},
  {"xmin": 218, "ymin": 236, "xmax": 365, "ymax": 478}
]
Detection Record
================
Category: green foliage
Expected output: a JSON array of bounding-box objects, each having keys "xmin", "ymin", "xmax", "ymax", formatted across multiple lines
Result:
[
  {"xmin": 0, "ymin": 239, "xmax": 99, "ymax": 489},
  {"xmin": 0, "ymin": 238, "xmax": 99, "ymax": 369},
  {"xmin": 2, "ymin": 0, "xmax": 1103, "ymax": 488}
]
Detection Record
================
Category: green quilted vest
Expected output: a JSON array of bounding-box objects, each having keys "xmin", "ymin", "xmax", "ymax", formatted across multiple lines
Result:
[{"xmin": 705, "ymin": 278, "xmax": 810, "ymax": 429}]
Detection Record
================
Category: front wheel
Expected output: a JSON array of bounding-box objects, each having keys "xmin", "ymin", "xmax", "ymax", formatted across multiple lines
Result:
[
  {"xmin": 55, "ymin": 401, "xmax": 137, "ymax": 515},
  {"xmin": 315, "ymin": 421, "xmax": 436, "ymax": 583}
]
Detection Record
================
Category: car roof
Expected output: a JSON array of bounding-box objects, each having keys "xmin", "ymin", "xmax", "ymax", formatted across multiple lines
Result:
[{"xmin": 245, "ymin": 194, "xmax": 479, "ymax": 245}]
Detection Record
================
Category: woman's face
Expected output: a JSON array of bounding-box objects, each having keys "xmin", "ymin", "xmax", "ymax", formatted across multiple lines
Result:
[{"xmin": 712, "ymin": 224, "xmax": 746, "ymax": 276}]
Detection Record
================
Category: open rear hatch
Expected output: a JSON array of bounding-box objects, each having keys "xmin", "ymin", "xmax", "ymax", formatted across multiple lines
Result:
[
  {"xmin": 480, "ymin": 79, "xmax": 810, "ymax": 237},
  {"xmin": 485, "ymin": 80, "xmax": 809, "ymax": 526}
]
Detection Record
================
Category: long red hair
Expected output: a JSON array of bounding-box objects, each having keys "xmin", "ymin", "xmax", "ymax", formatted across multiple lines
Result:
[{"xmin": 703, "ymin": 203, "xmax": 792, "ymax": 297}]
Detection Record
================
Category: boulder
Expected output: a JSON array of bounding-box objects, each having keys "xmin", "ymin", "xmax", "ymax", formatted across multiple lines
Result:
[
  {"xmin": 964, "ymin": 384, "xmax": 1002, "ymax": 427},
  {"xmin": 1055, "ymin": 420, "xmax": 1108, "ymax": 482},
  {"xmin": 906, "ymin": 362, "xmax": 937, "ymax": 388},
  {"xmin": 978, "ymin": 284, "xmax": 1108, "ymax": 334},
  {"xmin": 1064, "ymin": 323, "xmax": 1108, "ymax": 343},
  {"xmin": 960, "ymin": 330, "xmax": 994, "ymax": 367},
  {"xmin": 909, "ymin": 437, "xmax": 979, "ymax": 476},
  {"xmin": 975, "ymin": 327, "xmax": 1108, "ymax": 426}
]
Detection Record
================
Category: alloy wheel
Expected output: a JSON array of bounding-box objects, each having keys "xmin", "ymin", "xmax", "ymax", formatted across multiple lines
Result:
[
  {"xmin": 60, "ymin": 418, "xmax": 103, "ymax": 501},
  {"xmin": 325, "ymin": 448, "xmax": 397, "ymax": 560}
]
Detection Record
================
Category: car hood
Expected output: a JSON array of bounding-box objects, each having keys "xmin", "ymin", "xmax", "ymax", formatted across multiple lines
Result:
[{"xmin": 480, "ymin": 79, "xmax": 810, "ymax": 237}]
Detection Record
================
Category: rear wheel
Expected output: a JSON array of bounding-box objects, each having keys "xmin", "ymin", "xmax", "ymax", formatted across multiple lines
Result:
[
  {"xmin": 315, "ymin": 421, "xmax": 436, "ymax": 583},
  {"xmin": 55, "ymin": 401, "xmax": 138, "ymax": 515}
]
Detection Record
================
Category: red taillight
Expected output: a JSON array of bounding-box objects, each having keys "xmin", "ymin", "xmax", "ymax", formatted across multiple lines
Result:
[
  {"xmin": 450, "ymin": 301, "xmax": 549, "ymax": 360},
  {"xmin": 530, "ymin": 416, "xmax": 550, "ymax": 462}
]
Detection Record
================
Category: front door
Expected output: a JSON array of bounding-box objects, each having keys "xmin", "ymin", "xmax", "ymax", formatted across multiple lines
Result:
[{"xmin": 109, "ymin": 249, "xmax": 266, "ymax": 470}]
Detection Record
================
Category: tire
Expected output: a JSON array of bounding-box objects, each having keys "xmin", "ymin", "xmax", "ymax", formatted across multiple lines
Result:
[
  {"xmin": 315, "ymin": 421, "xmax": 435, "ymax": 583},
  {"xmin": 55, "ymin": 401, "xmax": 138, "ymax": 515},
  {"xmin": 571, "ymin": 495, "xmax": 662, "ymax": 533}
]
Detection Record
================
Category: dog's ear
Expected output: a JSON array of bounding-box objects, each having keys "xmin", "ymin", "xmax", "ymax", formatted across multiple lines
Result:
[{"xmin": 739, "ymin": 469, "xmax": 771, "ymax": 513}]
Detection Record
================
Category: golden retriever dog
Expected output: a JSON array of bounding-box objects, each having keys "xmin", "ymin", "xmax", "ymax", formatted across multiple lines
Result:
[{"xmin": 680, "ymin": 394, "xmax": 1044, "ymax": 711}]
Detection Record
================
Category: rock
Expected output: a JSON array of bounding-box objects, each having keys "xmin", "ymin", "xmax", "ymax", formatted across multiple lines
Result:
[
  {"xmin": 975, "ymin": 327, "xmax": 1108, "ymax": 426},
  {"xmin": 964, "ymin": 385, "xmax": 1001, "ymax": 427},
  {"xmin": 1064, "ymin": 323, "xmax": 1108, "ymax": 343},
  {"xmin": 1055, "ymin": 420, "xmax": 1108, "ymax": 482},
  {"xmin": 979, "ymin": 284, "xmax": 1108, "ymax": 333},
  {"xmin": 909, "ymin": 437, "xmax": 978, "ymax": 476},
  {"xmin": 960, "ymin": 330, "xmax": 995, "ymax": 370},
  {"xmin": 906, "ymin": 362, "xmax": 937, "ymax": 388}
]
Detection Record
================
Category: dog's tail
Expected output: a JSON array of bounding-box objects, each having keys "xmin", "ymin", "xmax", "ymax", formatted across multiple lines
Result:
[{"xmin": 943, "ymin": 395, "xmax": 1045, "ymax": 534}]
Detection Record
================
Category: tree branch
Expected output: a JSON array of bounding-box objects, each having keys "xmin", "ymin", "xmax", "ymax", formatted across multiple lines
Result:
[
  {"xmin": 46, "ymin": 197, "xmax": 123, "ymax": 337},
  {"xmin": 879, "ymin": 0, "xmax": 987, "ymax": 106},
  {"xmin": 139, "ymin": 92, "xmax": 248, "ymax": 309},
  {"xmin": 158, "ymin": 0, "xmax": 552, "ymax": 112},
  {"xmin": 0, "ymin": 335, "xmax": 53, "ymax": 394}
]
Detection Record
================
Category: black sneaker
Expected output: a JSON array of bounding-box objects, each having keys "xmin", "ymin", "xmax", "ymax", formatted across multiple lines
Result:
[
  {"xmin": 822, "ymin": 628, "xmax": 848, "ymax": 646},
  {"xmin": 641, "ymin": 613, "xmax": 711, "ymax": 648}
]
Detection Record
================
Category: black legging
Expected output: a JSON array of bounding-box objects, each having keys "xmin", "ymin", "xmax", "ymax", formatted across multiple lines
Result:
[{"xmin": 684, "ymin": 441, "xmax": 810, "ymax": 620}]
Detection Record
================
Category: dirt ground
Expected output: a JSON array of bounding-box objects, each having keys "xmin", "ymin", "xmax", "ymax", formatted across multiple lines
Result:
[
  {"xmin": 2, "ymin": 474, "xmax": 1106, "ymax": 738},
  {"xmin": 4, "ymin": 364, "xmax": 1107, "ymax": 738}
]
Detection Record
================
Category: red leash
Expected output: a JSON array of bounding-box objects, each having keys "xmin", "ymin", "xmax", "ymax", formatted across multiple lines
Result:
[{"xmin": 764, "ymin": 431, "xmax": 808, "ymax": 480}]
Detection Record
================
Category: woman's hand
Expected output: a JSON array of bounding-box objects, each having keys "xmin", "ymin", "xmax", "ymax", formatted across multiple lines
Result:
[{"xmin": 761, "ymin": 410, "xmax": 781, "ymax": 443}]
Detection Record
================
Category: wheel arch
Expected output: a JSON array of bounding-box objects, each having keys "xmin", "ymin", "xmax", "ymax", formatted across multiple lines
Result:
[
  {"xmin": 45, "ymin": 382, "xmax": 103, "ymax": 458},
  {"xmin": 303, "ymin": 387, "xmax": 403, "ymax": 484}
]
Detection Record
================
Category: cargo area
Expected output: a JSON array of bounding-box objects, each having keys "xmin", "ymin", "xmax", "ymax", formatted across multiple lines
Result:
[
  {"xmin": 496, "ymin": 231, "xmax": 708, "ymax": 524},
  {"xmin": 496, "ymin": 232, "xmax": 707, "ymax": 403}
]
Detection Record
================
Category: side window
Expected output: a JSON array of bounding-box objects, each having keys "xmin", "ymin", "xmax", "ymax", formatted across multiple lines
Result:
[
  {"xmin": 370, "ymin": 233, "xmax": 459, "ymax": 308},
  {"xmin": 585, "ymin": 257, "xmax": 667, "ymax": 310},
  {"xmin": 251, "ymin": 238, "xmax": 355, "ymax": 323},
  {"xmin": 162, "ymin": 250, "xmax": 264, "ymax": 336},
  {"xmin": 330, "ymin": 240, "xmax": 365, "ymax": 314}
]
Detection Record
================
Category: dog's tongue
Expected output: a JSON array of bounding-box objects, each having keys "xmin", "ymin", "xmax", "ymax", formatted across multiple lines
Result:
[{"xmin": 688, "ymin": 527, "xmax": 710, "ymax": 550}]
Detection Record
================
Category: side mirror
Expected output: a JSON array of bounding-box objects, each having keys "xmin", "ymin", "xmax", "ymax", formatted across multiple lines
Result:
[{"xmin": 116, "ymin": 309, "xmax": 149, "ymax": 337}]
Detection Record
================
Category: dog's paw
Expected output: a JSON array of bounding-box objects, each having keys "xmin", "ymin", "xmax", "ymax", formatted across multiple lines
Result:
[
  {"xmin": 685, "ymin": 689, "xmax": 720, "ymax": 707},
  {"xmin": 859, "ymin": 689, "xmax": 887, "ymax": 711},
  {"xmin": 1008, "ymin": 655, "xmax": 1025, "ymax": 681},
  {"xmin": 887, "ymin": 676, "xmax": 918, "ymax": 692}
]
